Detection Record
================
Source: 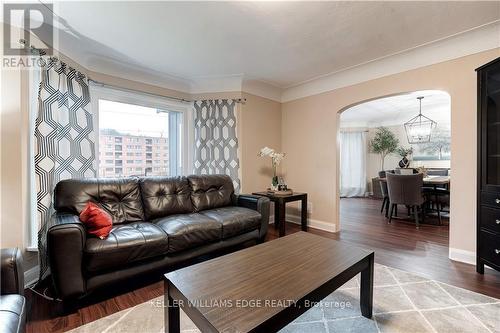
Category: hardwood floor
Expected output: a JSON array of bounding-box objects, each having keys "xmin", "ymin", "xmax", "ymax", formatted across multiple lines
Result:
[
  {"xmin": 26, "ymin": 197, "xmax": 500, "ymax": 333},
  {"xmin": 337, "ymin": 198, "xmax": 500, "ymax": 298}
]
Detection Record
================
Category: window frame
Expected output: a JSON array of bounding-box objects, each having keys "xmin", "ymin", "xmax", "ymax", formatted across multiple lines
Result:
[
  {"xmin": 27, "ymin": 67, "xmax": 40, "ymax": 251},
  {"xmin": 89, "ymin": 84, "xmax": 194, "ymax": 178}
]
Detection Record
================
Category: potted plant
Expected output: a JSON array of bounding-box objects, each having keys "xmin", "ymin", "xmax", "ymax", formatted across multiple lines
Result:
[
  {"xmin": 396, "ymin": 146, "xmax": 413, "ymax": 168},
  {"xmin": 369, "ymin": 127, "xmax": 399, "ymax": 171},
  {"xmin": 258, "ymin": 147, "xmax": 286, "ymax": 190}
]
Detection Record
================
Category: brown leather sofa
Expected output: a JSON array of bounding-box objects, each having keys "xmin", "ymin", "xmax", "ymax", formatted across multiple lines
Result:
[
  {"xmin": 0, "ymin": 248, "xmax": 26, "ymax": 333},
  {"xmin": 47, "ymin": 174, "xmax": 270, "ymax": 301}
]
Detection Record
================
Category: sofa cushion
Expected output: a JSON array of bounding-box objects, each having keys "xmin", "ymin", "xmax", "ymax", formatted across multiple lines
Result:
[
  {"xmin": 200, "ymin": 207, "xmax": 262, "ymax": 239},
  {"xmin": 0, "ymin": 294, "xmax": 26, "ymax": 333},
  {"xmin": 55, "ymin": 178, "xmax": 145, "ymax": 224},
  {"xmin": 154, "ymin": 214, "xmax": 222, "ymax": 253},
  {"xmin": 99, "ymin": 179, "xmax": 145, "ymax": 224},
  {"xmin": 140, "ymin": 177, "xmax": 193, "ymax": 220},
  {"xmin": 54, "ymin": 178, "xmax": 99, "ymax": 214},
  {"xmin": 187, "ymin": 175, "xmax": 234, "ymax": 212},
  {"xmin": 84, "ymin": 222, "xmax": 168, "ymax": 272}
]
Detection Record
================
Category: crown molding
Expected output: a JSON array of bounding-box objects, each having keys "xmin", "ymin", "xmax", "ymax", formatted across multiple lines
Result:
[
  {"xmin": 242, "ymin": 79, "xmax": 283, "ymax": 102},
  {"xmin": 189, "ymin": 75, "xmax": 243, "ymax": 94},
  {"xmin": 82, "ymin": 55, "xmax": 193, "ymax": 93},
  {"xmin": 188, "ymin": 76, "xmax": 282, "ymax": 102},
  {"xmin": 281, "ymin": 21, "xmax": 500, "ymax": 103},
  {"xmin": 85, "ymin": 60, "xmax": 283, "ymax": 102}
]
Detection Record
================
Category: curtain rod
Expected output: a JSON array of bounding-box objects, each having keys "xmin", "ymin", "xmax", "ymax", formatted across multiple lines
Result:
[
  {"xmin": 88, "ymin": 79, "xmax": 192, "ymax": 103},
  {"xmin": 88, "ymin": 79, "xmax": 247, "ymax": 105}
]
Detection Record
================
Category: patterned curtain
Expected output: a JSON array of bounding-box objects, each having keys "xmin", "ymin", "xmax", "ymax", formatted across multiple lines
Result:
[
  {"xmin": 193, "ymin": 99, "xmax": 241, "ymax": 193},
  {"xmin": 35, "ymin": 58, "xmax": 96, "ymax": 281}
]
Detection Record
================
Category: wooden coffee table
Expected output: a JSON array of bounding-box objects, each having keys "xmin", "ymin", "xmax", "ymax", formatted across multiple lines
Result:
[{"xmin": 164, "ymin": 232, "xmax": 374, "ymax": 333}]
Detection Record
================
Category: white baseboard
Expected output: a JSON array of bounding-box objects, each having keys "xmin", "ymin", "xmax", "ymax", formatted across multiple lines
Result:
[
  {"xmin": 449, "ymin": 248, "xmax": 475, "ymax": 265},
  {"xmin": 448, "ymin": 248, "xmax": 496, "ymax": 270},
  {"xmin": 24, "ymin": 265, "xmax": 39, "ymax": 287},
  {"xmin": 269, "ymin": 214, "xmax": 336, "ymax": 233}
]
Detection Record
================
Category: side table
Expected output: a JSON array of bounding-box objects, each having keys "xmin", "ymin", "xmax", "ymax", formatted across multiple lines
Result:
[{"xmin": 252, "ymin": 191, "xmax": 308, "ymax": 237}]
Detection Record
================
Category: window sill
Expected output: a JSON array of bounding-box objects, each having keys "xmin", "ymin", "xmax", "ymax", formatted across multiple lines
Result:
[{"xmin": 26, "ymin": 246, "xmax": 38, "ymax": 252}]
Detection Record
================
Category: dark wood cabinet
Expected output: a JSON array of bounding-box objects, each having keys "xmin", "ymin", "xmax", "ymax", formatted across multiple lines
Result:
[{"xmin": 476, "ymin": 57, "xmax": 500, "ymax": 274}]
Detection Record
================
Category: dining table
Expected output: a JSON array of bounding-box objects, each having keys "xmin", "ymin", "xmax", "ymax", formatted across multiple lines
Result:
[
  {"xmin": 379, "ymin": 175, "xmax": 450, "ymax": 186},
  {"xmin": 379, "ymin": 175, "xmax": 450, "ymax": 224},
  {"xmin": 379, "ymin": 176, "xmax": 450, "ymax": 187},
  {"xmin": 422, "ymin": 175, "xmax": 451, "ymax": 187}
]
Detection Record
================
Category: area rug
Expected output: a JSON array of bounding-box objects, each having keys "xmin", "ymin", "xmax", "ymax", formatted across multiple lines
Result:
[{"xmin": 68, "ymin": 264, "xmax": 500, "ymax": 333}]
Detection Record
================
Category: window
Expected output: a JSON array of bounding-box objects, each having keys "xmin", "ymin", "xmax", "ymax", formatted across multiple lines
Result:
[{"xmin": 91, "ymin": 85, "xmax": 193, "ymax": 179}]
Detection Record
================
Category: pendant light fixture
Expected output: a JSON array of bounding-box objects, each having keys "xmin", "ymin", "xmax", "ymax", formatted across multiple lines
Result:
[{"xmin": 404, "ymin": 96, "xmax": 437, "ymax": 144}]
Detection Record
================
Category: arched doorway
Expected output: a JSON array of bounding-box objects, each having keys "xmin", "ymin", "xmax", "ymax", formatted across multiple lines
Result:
[{"xmin": 337, "ymin": 89, "xmax": 451, "ymax": 239}]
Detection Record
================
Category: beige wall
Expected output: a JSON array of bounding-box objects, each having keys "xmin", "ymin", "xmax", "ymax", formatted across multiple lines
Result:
[
  {"xmin": 239, "ymin": 93, "xmax": 282, "ymax": 193},
  {"xmin": 282, "ymin": 48, "xmax": 500, "ymax": 253}
]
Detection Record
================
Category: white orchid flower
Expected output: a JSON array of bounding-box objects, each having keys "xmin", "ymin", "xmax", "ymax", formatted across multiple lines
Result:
[
  {"xmin": 258, "ymin": 147, "xmax": 285, "ymax": 165},
  {"xmin": 258, "ymin": 146, "xmax": 275, "ymax": 157}
]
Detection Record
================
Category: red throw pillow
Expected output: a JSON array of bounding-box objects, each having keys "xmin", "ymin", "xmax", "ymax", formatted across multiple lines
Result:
[{"xmin": 79, "ymin": 202, "xmax": 113, "ymax": 239}]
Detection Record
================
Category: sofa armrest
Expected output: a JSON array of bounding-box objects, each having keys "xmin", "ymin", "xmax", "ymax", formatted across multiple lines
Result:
[
  {"xmin": 236, "ymin": 195, "xmax": 270, "ymax": 240},
  {"xmin": 47, "ymin": 213, "xmax": 86, "ymax": 299},
  {"xmin": 0, "ymin": 248, "xmax": 24, "ymax": 295}
]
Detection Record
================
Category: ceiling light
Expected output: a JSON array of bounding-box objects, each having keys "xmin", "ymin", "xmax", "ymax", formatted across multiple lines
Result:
[{"xmin": 404, "ymin": 96, "xmax": 437, "ymax": 144}]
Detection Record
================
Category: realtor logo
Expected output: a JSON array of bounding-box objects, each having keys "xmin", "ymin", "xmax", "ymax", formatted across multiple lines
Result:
[{"xmin": 3, "ymin": 3, "xmax": 53, "ymax": 55}]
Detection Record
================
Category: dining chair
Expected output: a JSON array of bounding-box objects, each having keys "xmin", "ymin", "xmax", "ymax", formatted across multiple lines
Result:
[
  {"xmin": 379, "ymin": 174, "xmax": 389, "ymax": 217},
  {"xmin": 423, "ymin": 169, "xmax": 450, "ymax": 224},
  {"xmin": 422, "ymin": 187, "xmax": 450, "ymax": 224},
  {"xmin": 427, "ymin": 169, "xmax": 449, "ymax": 176},
  {"xmin": 386, "ymin": 173, "xmax": 426, "ymax": 228},
  {"xmin": 394, "ymin": 168, "xmax": 419, "ymax": 175}
]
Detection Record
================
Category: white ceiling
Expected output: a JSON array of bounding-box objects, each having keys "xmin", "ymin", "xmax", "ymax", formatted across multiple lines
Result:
[
  {"xmin": 340, "ymin": 90, "xmax": 451, "ymax": 128},
  {"xmin": 36, "ymin": 1, "xmax": 500, "ymax": 97}
]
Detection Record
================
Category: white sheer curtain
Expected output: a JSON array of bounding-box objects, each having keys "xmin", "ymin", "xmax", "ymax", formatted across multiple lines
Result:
[{"xmin": 340, "ymin": 131, "xmax": 367, "ymax": 197}]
